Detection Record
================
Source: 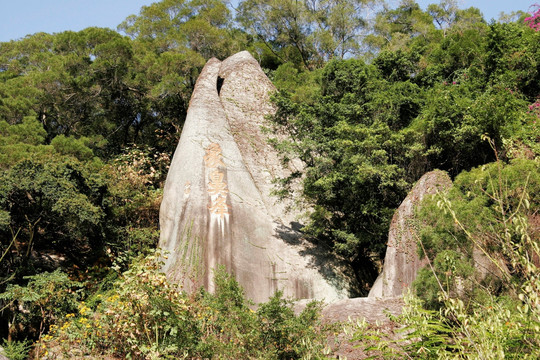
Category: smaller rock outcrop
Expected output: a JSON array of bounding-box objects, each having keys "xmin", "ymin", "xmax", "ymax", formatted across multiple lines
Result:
[
  {"xmin": 369, "ymin": 170, "xmax": 452, "ymax": 298},
  {"xmin": 295, "ymin": 296, "xmax": 404, "ymax": 324}
]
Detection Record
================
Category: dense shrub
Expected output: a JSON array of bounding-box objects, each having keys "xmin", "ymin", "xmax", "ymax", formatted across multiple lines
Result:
[{"xmin": 37, "ymin": 254, "xmax": 329, "ymax": 359}]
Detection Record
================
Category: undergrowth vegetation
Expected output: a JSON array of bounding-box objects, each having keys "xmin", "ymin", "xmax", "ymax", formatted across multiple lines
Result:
[{"xmin": 34, "ymin": 256, "xmax": 329, "ymax": 359}]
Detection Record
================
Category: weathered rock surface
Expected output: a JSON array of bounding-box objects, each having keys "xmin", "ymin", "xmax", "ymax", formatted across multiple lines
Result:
[
  {"xmin": 295, "ymin": 296, "xmax": 404, "ymax": 324},
  {"xmin": 159, "ymin": 51, "xmax": 352, "ymax": 303},
  {"xmin": 369, "ymin": 170, "xmax": 452, "ymax": 298}
]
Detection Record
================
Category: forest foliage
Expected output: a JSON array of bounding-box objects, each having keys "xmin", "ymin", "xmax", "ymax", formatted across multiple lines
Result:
[{"xmin": 0, "ymin": 0, "xmax": 539, "ymax": 358}]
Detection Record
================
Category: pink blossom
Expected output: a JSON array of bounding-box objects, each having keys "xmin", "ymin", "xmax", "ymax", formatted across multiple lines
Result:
[
  {"xmin": 527, "ymin": 100, "xmax": 540, "ymax": 121},
  {"xmin": 524, "ymin": 4, "xmax": 540, "ymax": 31}
]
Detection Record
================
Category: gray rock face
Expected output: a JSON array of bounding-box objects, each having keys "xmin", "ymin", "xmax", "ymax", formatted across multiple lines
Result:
[
  {"xmin": 159, "ymin": 51, "xmax": 350, "ymax": 303},
  {"xmin": 295, "ymin": 296, "xmax": 404, "ymax": 324},
  {"xmin": 369, "ymin": 170, "xmax": 452, "ymax": 298}
]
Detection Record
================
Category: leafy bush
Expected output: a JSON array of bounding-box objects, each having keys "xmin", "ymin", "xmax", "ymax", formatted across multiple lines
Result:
[
  {"xmin": 414, "ymin": 158, "xmax": 539, "ymax": 308},
  {"xmin": 40, "ymin": 254, "xmax": 330, "ymax": 359},
  {"xmin": 257, "ymin": 291, "xmax": 326, "ymax": 359},
  {"xmin": 1, "ymin": 339, "xmax": 32, "ymax": 360},
  {"xmin": 103, "ymin": 146, "xmax": 168, "ymax": 268},
  {"xmin": 0, "ymin": 270, "xmax": 81, "ymax": 340}
]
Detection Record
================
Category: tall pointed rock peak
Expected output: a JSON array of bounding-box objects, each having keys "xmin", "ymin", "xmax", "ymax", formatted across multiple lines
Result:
[{"xmin": 160, "ymin": 52, "xmax": 352, "ymax": 303}]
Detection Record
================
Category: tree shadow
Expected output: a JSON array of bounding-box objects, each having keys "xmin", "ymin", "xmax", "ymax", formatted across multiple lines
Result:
[{"xmin": 275, "ymin": 221, "xmax": 367, "ymax": 297}]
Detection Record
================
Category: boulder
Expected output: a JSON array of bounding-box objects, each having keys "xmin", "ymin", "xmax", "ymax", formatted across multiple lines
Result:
[
  {"xmin": 295, "ymin": 296, "xmax": 404, "ymax": 324},
  {"xmin": 159, "ymin": 51, "xmax": 352, "ymax": 303},
  {"xmin": 369, "ymin": 170, "xmax": 452, "ymax": 298}
]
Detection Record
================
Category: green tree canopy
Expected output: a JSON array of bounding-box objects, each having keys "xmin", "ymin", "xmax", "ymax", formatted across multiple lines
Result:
[{"xmin": 237, "ymin": 0, "xmax": 376, "ymax": 69}]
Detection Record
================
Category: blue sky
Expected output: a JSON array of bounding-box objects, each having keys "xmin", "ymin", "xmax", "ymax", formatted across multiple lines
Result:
[
  {"xmin": 0, "ymin": 0, "xmax": 537, "ymax": 43},
  {"xmin": 416, "ymin": 0, "xmax": 536, "ymax": 21},
  {"xmin": 0, "ymin": 0, "xmax": 153, "ymax": 42}
]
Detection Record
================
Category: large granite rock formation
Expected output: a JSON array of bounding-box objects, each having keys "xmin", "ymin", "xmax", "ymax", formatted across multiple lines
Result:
[
  {"xmin": 369, "ymin": 170, "xmax": 452, "ymax": 298},
  {"xmin": 159, "ymin": 51, "xmax": 351, "ymax": 303}
]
